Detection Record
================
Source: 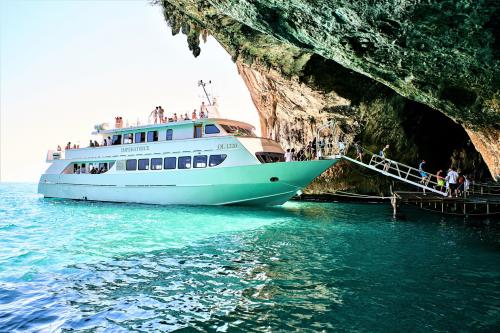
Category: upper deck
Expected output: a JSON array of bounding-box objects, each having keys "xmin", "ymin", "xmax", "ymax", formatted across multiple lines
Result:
[
  {"xmin": 92, "ymin": 118, "xmax": 256, "ymax": 136},
  {"xmin": 46, "ymin": 117, "xmax": 272, "ymax": 162}
]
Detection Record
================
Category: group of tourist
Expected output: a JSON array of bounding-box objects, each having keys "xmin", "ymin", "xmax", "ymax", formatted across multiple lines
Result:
[
  {"xmin": 284, "ymin": 138, "xmax": 474, "ymax": 197},
  {"xmin": 379, "ymin": 146, "xmax": 471, "ymax": 197},
  {"xmin": 429, "ymin": 165, "xmax": 470, "ymax": 197},
  {"xmin": 74, "ymin": 164, "xmax": 108, "ymax": 174},
  {"xmin": 148, "ymin": 101, "xmax": 212, "ymax": 125},
  {"xmin": 61, "ymin": 142, "xmax": 79, "ymax": 150},
  {"xmin": 89, "ymin": 137, "xmax": 112, "ymax": 147}
]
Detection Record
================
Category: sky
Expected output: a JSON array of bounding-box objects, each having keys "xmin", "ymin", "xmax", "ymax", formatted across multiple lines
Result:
[{"xmin": 0, "ymin": 0, "xmax": 260, "ymax": 182}]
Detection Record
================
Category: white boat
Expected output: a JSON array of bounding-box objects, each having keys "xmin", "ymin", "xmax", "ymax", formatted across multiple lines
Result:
[{"xmin": 38, "ymin": 117, "xmax": 339, "ymax": 206}]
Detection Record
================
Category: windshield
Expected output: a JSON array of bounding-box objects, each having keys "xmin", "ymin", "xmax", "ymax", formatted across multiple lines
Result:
[{"xmin": 221, "ymin": 124, "xmax": 256, "ymax": 137}]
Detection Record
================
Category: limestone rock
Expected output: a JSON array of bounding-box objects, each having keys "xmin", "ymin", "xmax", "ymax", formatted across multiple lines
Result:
[{"xmin": 159, "ymin": 0, "xmax": 499, "ymax": 182}]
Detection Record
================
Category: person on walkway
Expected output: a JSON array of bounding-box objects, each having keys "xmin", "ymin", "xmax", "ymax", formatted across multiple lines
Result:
[
  {"xmin": 445, "ymin": 167, "xmax": 459, "ymax": 197},
  {"xmin": 311, "ymin": 138, "xmax": 317, "ymax": 158},
  {"xmin": 457, "ymin": 170, "xmax": 465, "ymax": 196},
  {"xmin": 380, "ymin": 145, "xmax": 390, "ymax": 172},
  {"xmin": 418, "ymin": 160, "xmax": 428, "ymax": 184},
  {"xmin": 436, "ymin": 169, "xmax": 445, "ymax": 192},
  {"xmin": 306, "ymin": 142, "xmax": 312, "ymax": 160},
  {"xmin": 285, "ymin": 149, "xmax": 292, "ymax": 162},
  {"xmin": 380, "ymin": 144, "xmax": 389, "ymax": 158},
  {"xmin": 354, "ymin": 142, "xmax": 363, "ymax": 161},
  {"xmin": 291, "ymin": 148, "xmax": 296, "ymax": 161},
  {"xmin": 463, "ymin": 174, "xmax": 470, "ymax": 193},
  {"xmin": 150, "ymin": 107, "xmax": 159, "ymax": 124}
]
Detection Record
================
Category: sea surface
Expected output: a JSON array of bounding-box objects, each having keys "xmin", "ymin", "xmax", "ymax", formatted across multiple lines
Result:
[{"xmin": 0, "ymin": 183, "xmax": 499, "ymax": 332}]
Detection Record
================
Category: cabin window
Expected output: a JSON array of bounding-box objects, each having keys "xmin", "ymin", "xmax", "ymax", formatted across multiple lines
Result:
[
  {"xmin": 166, "ymin": 129, "xmax": 173, "ymax": 141},
  {"xmin": 138, "ymin": 158, "xmax": 149, "ymax": 170},
  {"xmin": 151, "ymin": 158, "xmax": 162, "ymax": 170},
  {"xmin": 255, "ymin": 152, "xmax": 285, "ymax": 163},
  {"xmin": 205, "ymin": 124, "xmax": 220, "ymax": 134},
  {"xmin": 178, "ymin": 156, "xmax": 191, "ymax": 169},
  {"xmin": 147, "ymin": 131, "xmax": 158, "ymax": 142},
  {"xmin": 164, "ymin": 157, "xmax": 176, "ymax": 170},
  {"xmin": 112, "ymin": 134, "xmax": 122, "ymax": 145},
  {"xmin": 209, "ymin": 154, "xmax": 227, "ymax": 167},
  {"xmin": 193, "ymin": 155, "xmax": 207, "ymax": 168},
  {"xmin": 98, "ymin": 163, "xmax": 108, "ymax": 172},
  {"xmin": 126, "ymin": 159, "xmax": 137, "ymax": 171},
  {"xmin": 135, "ymin": 132, "xmax": 146, "ymax": 143},
  {"xmin": 123, "ymin": 133, "xmax": 134, "ymax": 144}
]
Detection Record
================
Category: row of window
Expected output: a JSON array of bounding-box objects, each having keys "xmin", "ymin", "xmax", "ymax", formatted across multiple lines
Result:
[
  {"xmin": 112, "ymin": 125, "xmax": 220, "ymax": 145},
  {"xmin": 113, "ymin": 130, "xmax": 165, "ymax": 145},
  {"xmin": 125, "ymin": 154, "xmax": 227, "ymax": 171}
]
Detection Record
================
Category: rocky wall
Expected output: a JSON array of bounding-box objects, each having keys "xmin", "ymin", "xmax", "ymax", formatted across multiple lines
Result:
[{"xmin": 158, "ymin": 0, "xmax": 497, "ymax": 187}]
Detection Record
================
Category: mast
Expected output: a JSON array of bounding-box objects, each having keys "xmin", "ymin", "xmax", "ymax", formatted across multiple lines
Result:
[{"xmin": 197, "ymin": 80, "xmax": 212, "ymax": 106}]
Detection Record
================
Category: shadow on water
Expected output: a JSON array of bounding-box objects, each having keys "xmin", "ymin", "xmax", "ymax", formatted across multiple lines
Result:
[{"xmin": 0, "ymin": 183, "xmax": 499, "ymax": 332}]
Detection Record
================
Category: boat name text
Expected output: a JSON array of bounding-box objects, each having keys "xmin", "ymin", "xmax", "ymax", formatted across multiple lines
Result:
[
  {"xmin": 217, "ymin": 143, "xmax": 238, "ymax": 150},
  {"xmin": 121, "ymin": 146, "xmax": 150, "ymax": 153}
]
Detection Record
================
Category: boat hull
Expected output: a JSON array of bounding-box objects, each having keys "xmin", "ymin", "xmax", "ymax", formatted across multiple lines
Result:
[{"xmin": 38, "ymin": 159, "xmax": 338, "ymax": 206}]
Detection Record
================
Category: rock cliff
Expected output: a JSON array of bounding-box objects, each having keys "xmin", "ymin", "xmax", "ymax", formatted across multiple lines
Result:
[{"xmin": 158, "ymin": 0, "xmax": 499, "ymax": 190}]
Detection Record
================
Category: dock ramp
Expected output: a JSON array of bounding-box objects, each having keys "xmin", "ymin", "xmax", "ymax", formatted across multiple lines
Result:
[{"xmin": 316, "ymin": 120, "xmax": 447, "ymax": 196}]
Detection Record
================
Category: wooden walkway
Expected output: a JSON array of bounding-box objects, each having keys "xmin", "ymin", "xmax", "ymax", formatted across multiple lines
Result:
[{"xmin": 391, "ymin": 191, "xmax": 500, "ymax": 217}]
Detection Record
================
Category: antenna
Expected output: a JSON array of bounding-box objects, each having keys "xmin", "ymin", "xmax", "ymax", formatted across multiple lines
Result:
[{"xmin": 197, "ymin": 80, "xmax": 212, "ymax": 106}]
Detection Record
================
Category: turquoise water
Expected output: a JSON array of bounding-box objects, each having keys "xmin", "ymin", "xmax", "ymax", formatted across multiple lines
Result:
[{"xmin": 0, "ymin": 183, "xmax": 498, "ymax": 332}]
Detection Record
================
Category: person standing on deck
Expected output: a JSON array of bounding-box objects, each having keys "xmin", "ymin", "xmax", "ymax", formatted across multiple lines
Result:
[
  {"xmin": 192, "ymin": 109, "xmax": 197, "ymax": 120},
  {"xmin": 150, "ymin": 107, "xmax": 159, "ymax": 124},
  {"xmin": 285, "ymin": 149, "xmax": 292, "ymax": 162},
  {"xmin": 200, "ymin": 101, "xmax": 208, "ymax": 118},
  {"xmin": 158, "ymin": 106, "xmax": 165, "ymax": 123}
]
